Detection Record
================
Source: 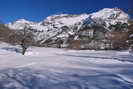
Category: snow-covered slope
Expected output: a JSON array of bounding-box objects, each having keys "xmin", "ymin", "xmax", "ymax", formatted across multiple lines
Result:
[
  {"xmin": 7, "ymin": 8, "xmax": 129, "ymax": 44},
  {"xmin": 41, "ymin": 14, "xmax": 89, "ymax": 27},
  {"xmin": 0, "ymin": 43, "xmax": 133, "ymax": 89}
]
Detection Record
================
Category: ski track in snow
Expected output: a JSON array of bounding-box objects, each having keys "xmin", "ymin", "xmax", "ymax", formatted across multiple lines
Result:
[{"xmin": 0, "ymin": 43, "xmax": 133, "ymax": 89}]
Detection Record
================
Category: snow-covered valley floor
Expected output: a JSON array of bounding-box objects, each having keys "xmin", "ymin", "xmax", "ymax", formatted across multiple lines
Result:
[{"xmin": 0, "ymin": 43, "xmax": 133, "ymax": 89}]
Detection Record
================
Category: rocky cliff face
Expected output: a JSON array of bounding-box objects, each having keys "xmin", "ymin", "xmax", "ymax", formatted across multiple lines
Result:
[{"xmin": 7, "ymin": 8, "xmax": 130, "ymax": 49}]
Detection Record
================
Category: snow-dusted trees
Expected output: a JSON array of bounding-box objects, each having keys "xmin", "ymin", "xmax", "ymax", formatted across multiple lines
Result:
[
  {"xmin": 106, "ymin": 31, "xmax": 129, "ymax": 50},
  {"xmin": 0, "ymin": 23, "xmax": 15, "ymax": 43},
  {"xmin": 128, "ymin": 20, "xmax": 133, "ymax": 52},
  {"xmin": 106, "ymin": 23, "xmax": 129, "ymax": 50}
]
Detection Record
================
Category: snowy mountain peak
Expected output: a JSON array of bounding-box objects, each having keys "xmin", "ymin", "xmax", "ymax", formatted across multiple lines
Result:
[
  {"xmin": 89, "ymin": 8, "xmax": 129, "ymax": 26},
  {"xmin": 15, "ymin": 19, "xmax": 31, "ymax": 23},
  {"xmin": 8, "ymin": 19, "xmax": 35, "ymax": 30},
  {"xmin": 91, "ymin": 8, "xmax": 129, "ymax": 19},
  {"xmin": 41, "ymin": 14, "xmax": 89, "ymax": 27},
  {"xmin": 13, "ymin": 19, "xmax": 35, "ymax": 25}
]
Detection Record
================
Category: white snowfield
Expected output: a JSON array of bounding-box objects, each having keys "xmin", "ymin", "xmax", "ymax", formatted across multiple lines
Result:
[{"xmin": 0, "ymin": 43, "xmax": 133, "ymax": 89}]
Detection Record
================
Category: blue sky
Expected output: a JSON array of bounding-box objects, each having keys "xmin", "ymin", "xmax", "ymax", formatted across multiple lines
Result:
[{"xmin": 0, "ymin": 0, "xmax": 130, "ymax": 23}]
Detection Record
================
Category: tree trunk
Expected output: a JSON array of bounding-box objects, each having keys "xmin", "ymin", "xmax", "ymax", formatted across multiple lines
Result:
[{"xmin": 22, "ymin": 47, "xmax": 27, "ymax": 55}]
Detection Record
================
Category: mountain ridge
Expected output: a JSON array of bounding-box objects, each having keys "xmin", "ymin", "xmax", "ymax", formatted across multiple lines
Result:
[
  {"xmin": 6, "ymin": 8, "xmax": 130, "ymax": 49},
  {"xmin": 8, "ymin": 8, "xmax": 129, "ymax": 30}
]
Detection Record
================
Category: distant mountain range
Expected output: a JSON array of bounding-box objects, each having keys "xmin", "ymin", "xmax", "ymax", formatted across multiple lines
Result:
[{"xmin": 6, "ymin": 8, "xmax": 130, "ymax": 49}]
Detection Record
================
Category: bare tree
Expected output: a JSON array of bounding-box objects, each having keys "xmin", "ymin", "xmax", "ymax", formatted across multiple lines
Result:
[
  {"xmin": 20, "ymin": 26, "xmax": 34, "ymax": 55},
  {"xmin": 8, "ymin": 25, "xmax": 34, "ymax": 55}
]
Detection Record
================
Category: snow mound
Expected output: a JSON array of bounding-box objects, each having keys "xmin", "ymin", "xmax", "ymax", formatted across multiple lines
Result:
[{"xmin": 25, "ymin": 51, "xmax": 39, "ymax": 56}]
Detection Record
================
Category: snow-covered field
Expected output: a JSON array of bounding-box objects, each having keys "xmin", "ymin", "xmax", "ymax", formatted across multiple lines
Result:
[{"xmin": 0, "ymin": 43, "xmax": 133, "ymax": 89}]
